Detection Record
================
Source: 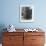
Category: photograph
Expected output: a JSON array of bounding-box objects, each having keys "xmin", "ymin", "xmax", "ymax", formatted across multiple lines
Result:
[{"xmin": 20, "ymin": 5, "xmax": 34, "ymax": 22}]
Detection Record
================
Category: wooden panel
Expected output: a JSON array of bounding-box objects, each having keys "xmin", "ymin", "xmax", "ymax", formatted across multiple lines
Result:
[
  {"xmin": 3, "ymin": 32, "xmax": 23, "ymax": 46},
  {"xmin": 24, "ymin": 36, "xmax": 32, "ymax": 46},
  {"xmin": 31, "ymin": 44, "xmax": 44, "ymax": 46},
  {"xmin": 24, "ymin": 32, "xmax": 45, "ymax": 46},
  {"xmin": 31, "ymin": 36, "xmax": 45, "ymax": 45},
  {"xmin": 24, "ymin": 32, "xmax": 45, "ymax": 36},
  {"xmin": 3, "ymin": 32, "xmax": 23, "ymax": 36},
  {"xmin": 3, "ymin": 36, "xmax": 23, "ymax": 46}
]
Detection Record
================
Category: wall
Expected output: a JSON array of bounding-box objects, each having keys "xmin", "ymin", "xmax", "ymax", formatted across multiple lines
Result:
[{"xmin": 0, "ymin": 0, "xmax": 46, "ymax": 29}]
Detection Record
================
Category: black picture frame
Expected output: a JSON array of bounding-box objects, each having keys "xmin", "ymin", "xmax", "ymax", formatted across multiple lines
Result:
[{"xmin": 20, "ymin": 5, "xmax": 34, "ymax": 22}]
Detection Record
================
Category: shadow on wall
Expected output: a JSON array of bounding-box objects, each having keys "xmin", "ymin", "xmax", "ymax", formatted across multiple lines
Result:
[{"xmin": 0, "ymin": 24, "xmax": 7, "ymax": 43}]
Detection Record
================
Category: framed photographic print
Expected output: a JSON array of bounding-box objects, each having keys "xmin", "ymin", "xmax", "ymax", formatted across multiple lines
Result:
[{"xmin": 20, "ymin": 5, "xmax": 34, "ymax": 22}]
